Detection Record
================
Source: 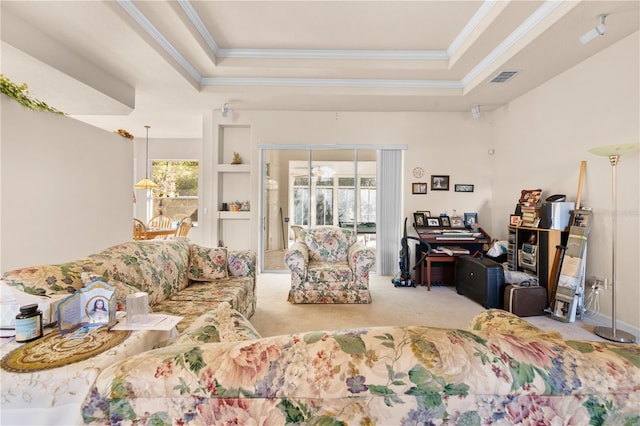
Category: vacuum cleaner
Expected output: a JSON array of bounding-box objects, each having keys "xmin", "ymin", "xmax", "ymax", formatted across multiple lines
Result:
[{"xmin": 392, "ymin": 217, "xmax": 431, "ymax": 287}]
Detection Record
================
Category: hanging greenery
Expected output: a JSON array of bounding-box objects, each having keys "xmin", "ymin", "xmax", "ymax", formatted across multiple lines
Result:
[{"xmin": 0, "ymin": 74, "xmax": 65, "ymax": 115}]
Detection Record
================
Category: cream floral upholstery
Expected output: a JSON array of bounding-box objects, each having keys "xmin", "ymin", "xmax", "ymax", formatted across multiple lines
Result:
[
  {"xmin": 81, "ymin": 309, "xmax": 640, "ymax": 425},
  {"xmin": 284, "ymin": 226, "xmax": 375, "ymax": 303}
]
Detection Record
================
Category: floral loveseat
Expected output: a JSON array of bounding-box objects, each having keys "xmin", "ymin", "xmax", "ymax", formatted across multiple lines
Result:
[
  {"xmin": 82, "ymin": 309, "xmax": 640, "ymax": 425},
  {"xmin": 285, "ymin": 226, "xmax": 375, "ymax": 303},
  {"xmin": 1, "ymin": 238, "xmax": 257, "ymax": 424}
]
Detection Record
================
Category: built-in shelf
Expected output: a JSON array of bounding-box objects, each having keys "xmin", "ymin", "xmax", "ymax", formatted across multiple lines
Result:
[
  {"xmin": 218, "ymin": 211, "xmax": 251, "ymax": 220},
  {"xmin": 217, "ymin": 164, "xmax": 250, "ymax": 173}
]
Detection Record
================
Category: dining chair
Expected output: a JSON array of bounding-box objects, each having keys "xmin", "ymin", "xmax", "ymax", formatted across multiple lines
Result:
[
  {"xmin": 174, "ymin": 217, "xmax": 192, "ymax": 237},
  {"xmin": 133, "ymin": 218, "xmax": 149, "ymax": 240},
  {"xmin": 147, "ymin": 215, "xmax": 173, "ymax": 239}
]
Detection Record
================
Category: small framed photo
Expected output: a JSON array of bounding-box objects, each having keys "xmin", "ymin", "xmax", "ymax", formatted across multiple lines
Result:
[
  {"xmin": 450, "ymin": 216, "xmax": 465, "ymax": 228},
  {"xmin": 431, "ymin": 175, "xmax": 449, "ymax": 191},
  {"xmin": 413, "ymin": 212, "xmax": 426, "ymax": 227},
  {"xmin": 417, "ymin": 210, "xmax": 431, "ymax": 217},
  {"xmin": 440, "ymin": 216, "xmax": 451, "ymax": 227},
  {"xmin": 510, "ymin": 215, "xmax": 522, "ymax": 226},
  {"xmin": 464, "ymin": 213, "xmax": 478, "ymax": 227},
  {"xmin": 412, "ymin": 182, "xmax": 427, "ymax": 194},
  {"xmin": 455, "ymin": 184, "xmax": 474, "ymax": 193},
  {"xmin": 426, "ymin": 217, "xmax": 442, "ymax": 228}
]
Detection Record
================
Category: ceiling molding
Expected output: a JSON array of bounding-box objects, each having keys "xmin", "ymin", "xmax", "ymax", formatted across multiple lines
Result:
[
  {"xmin": 117, "ymin": 0, "xmax": 202, "ymax": 83},
  {"xmin": 201, "ymin": 77, "xmax": 463, "ymax": 90},
  {"xmin": 447, "ymin": 0, "xmax": 498, "ymax": 57},
  {"xmin": 217, "ymin": 48, "xmax": 449, "ymax": 61}
]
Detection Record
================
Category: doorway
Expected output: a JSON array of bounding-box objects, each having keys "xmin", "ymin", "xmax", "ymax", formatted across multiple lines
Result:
[{"xmin": 260, "ymin": 147, "xmax": 377, "ymax": 272}]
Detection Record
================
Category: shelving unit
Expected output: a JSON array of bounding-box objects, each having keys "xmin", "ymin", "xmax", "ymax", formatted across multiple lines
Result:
[
  {"xmin": 213, "ymin": 125, "xmax": 253, "ymax": 250},
  {"xmin": 507, "ymin": 225, "xmax": 568, "ymax": 302}
]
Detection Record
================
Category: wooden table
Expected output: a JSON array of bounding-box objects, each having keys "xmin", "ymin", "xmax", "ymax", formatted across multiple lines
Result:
[
  {"xmin": 420, "ymin": 252, "xmax": 458, "ymax": 291},
  {"xmin": 144, "ymin": 227, "xmax": 177, "ymax": 239}
]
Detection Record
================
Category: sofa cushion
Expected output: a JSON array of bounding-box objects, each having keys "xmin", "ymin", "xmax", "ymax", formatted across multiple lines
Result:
[
  {"xmin": 307, "ymin": 261, "xmax": 353, "ymax": 283},
  {"xmin": 302, "ymin": 226, "xmax": 356, "ymax": 263},
  {"xmin": 2, "ymin": 260, "xmax": 97, "ymax": 296},
  {"xmin": 174, "ymin": 302, "xmax": 261, "ymax": 344},
  {"xmin": 85, "ymin": 238, "xmax": 191, "ymax": 306},
  {"xmin": 189, "ymin": 245, "xmax": 228, "ymax": 281},
  {"xmin": 152, "ymin": 277, "xmax": 256, "ymax": 333}
]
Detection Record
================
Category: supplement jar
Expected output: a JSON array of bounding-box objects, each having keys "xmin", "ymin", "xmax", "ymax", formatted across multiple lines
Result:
[{"xmin": 15, "ymin": 304, "xmax": 43, "ymax": 343}]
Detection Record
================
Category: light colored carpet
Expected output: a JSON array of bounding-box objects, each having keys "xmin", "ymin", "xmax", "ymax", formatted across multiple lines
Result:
[{"xmin": 252, "ymin": 273, "xmax": 606, "ymax": 342}]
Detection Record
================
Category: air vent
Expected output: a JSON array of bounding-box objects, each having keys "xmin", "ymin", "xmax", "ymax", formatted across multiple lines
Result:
[{"xmin": 489, "ymin": 70, "xmax": 519, "ymax": 83}]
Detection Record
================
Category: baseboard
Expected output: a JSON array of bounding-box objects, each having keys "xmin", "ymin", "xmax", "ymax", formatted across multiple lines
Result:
[{"xmin": 586, "ymin": 311, "xmax": 639, "ymax": 341}]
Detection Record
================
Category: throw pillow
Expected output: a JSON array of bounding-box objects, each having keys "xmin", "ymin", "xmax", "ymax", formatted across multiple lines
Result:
[{"xmin": 188, "ymin": 245, "xmax": 228, "ymax": 281}]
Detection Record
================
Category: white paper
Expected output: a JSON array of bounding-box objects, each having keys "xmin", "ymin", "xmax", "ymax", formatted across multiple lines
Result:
[{"xmin": 110, "ymin": 314, "xmax": 182, "ymax": 331}]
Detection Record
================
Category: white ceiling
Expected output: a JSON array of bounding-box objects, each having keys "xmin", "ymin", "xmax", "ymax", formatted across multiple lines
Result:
[{"xmin": 1, "ymin": 1, "xmax": 638, "ymax": 139}]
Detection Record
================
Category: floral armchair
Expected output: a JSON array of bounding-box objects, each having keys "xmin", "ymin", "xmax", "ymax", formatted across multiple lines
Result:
[{"xmin": 285, "ymin": 226, "xmax": 375, "ymax": 303}]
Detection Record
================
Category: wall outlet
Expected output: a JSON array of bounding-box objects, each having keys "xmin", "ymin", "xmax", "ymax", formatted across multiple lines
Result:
[{"xmin": 592, "ymin": 276, "xmax": 605, "ymax": 289}]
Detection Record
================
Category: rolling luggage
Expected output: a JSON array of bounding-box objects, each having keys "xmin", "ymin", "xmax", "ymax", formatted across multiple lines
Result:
[
  {"xmin": 455, "ymin": 255, "xmax": 505, "ymax": 308},
  {"xmin": 504, "ymin": 284, "xmax": 547, "ymax": 317}
]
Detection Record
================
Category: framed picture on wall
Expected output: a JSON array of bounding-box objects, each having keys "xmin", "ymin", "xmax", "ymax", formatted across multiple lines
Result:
[
  {"xmin": 412, "ymin": 182, "xmax": 427, "ymax": 194},
  {"xmin": 454, "ymin": 184, "xmax": 474, "ymax": 192},
  {"xmin": 431, "ymin": 175, "xmax": 449, "ymax": 191}
]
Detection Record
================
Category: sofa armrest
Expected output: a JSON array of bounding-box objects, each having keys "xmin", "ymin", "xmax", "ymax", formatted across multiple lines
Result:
[
  {"xmin": 227, "ymin": 250, "xmax": 256, "ymax": 278},
  {"xmin": 348, "ymin": 244, "xmax": 376, "ymax": 275},
  {"xmin": 285, "ymin": 242, "xmax": 309, "ymax": 285}
]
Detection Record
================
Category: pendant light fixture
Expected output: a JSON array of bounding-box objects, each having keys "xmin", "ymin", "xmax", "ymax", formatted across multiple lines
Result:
[{"xmin": 134, "ymin": 125, "xmax": 158, "ymax": 190}]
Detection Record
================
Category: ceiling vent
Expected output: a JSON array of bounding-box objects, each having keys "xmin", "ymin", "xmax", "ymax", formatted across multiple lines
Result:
[{"xmin": 489, "ymin": 70, "xmax": 520, "ymax": 83}]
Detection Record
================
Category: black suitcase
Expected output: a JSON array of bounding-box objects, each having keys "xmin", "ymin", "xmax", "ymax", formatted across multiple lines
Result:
[
  {"xmin": 455, "ymin": 255, "xmax": 505, "ymax": 308},
  {"xmin": 504, "ymin": 284, "xmax": 547, "ymax": 317}
]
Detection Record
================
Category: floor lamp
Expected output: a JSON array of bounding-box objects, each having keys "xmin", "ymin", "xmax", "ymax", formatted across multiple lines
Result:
[{"xmin": 588, "ymin": 143, "xmax": 639, "ymax": 343}]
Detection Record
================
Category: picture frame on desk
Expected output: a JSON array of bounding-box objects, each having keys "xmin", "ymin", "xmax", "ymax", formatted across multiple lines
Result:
[
  {"xmin": 412, "ymin": 182, "xmax": 427, "ymax": 194},
  {"xmin": 510, "ymin": 214, "xmax": 522, "ymax": 226},
  {"xmin": 426, "ymin": 217, "xmax": 442, "ymax": 228},
  {"xmin": 413, "ymin": 212, "xmax": 426, "ymax": 227},
  {"xmin": 431, "ymin": 175, "xmax": 449, "ymax": 191},
  {"xmin": 464, "ymin": 212, "xmax": 478, "ymax": 227},
  {"xmin": 450, "ymin": 216, "xmax": 465, "ymax": 228},
  {"xmin": 417, "ymin": 210, "xmax": 431, "ymax": 217},
  {"xmin": 440, "ymin": 216, "xmax": 451, "ymax": 227}
]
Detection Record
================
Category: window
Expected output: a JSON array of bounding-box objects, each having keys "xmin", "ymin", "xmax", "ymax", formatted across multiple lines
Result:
[
  {"xmin": 291, "ymin": 166, "xmax": 375, "ymax": 227},
  {"xmin": 151, "ymin": 161, "xmax": 198, "ymax": 224}
]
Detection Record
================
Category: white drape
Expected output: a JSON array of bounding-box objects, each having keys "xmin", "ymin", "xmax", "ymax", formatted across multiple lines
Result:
[{"xmin": 376, "ymin": 150, "xmax": 403, "ymax": 276}]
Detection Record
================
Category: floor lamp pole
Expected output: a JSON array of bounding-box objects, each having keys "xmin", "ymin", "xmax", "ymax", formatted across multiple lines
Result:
[{"xmin": 590, "ymin": 143, "xmax": 638, "ymax": 343}]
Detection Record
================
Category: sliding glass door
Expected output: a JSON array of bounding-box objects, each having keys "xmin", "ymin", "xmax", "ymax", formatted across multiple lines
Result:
[{"xmin": 260, "ymin": 147, "xmax": 377, "ymax": 272}]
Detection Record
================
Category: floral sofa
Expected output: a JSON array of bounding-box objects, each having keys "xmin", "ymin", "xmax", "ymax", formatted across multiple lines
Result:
[
  {"xmin": 82, "ymin": 309, "xmax": 640, "ymax": 425},
  {"xmin": 1, "ymin": 238, "xmax": 257, "ymax": 424},
  {"xmin": 285, "ymin": 226, "xmax": 376, "ymax": 303},
  {"xmin": 2, "ymin": 238, "xmax": 256, "ymax": 333}
]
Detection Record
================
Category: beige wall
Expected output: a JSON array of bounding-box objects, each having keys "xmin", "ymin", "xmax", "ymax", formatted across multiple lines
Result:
[
  {"xmin": 1, "ymin": 96, "xmax": 133, "ymax": 271},
  {"xmin": 490, "ymin": 31, "xmax": 639, "ymax": 332}
]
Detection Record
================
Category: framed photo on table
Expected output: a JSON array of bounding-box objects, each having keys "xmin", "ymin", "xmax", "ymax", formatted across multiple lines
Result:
[
  {"xmin": 431, "ymin": 175, "xmax": 449, "ymax": 191},
  {"xmin": 464, "ymin": 213, "xmax": 478, "ymax": 227},
  {"xmin": 450, "ymin": 216, "xmax": 465, "ymax": 228},
  {"xmin": 413, "ymin": 212, "xmax": 426, "ymax": 227},
  {"xmin": 510, "ymin": 215, "xmax": 522, "ymax": 226},
  {"xmin": 412, "ymin": 182, "xmax": 427, "ymax": 194},
  {"xmin": 440, "ymin": 216, "xmax": 451, "ymax": 227},
  {"xmin": 426, "ymin": 217, "xmax": 442, "ymax": 228}
]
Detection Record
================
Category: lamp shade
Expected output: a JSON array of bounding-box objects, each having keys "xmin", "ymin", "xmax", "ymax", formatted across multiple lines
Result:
[
  {"xmin": 588, "ymin": 143, "xmax": 639, "ymax": 157},
  {"xmin": 133, "ymin": 178, "xmax": 159, "ymax": 190},
  {"xmin": 134, "ymin": 125, "xmax": 157, "ymax": 190}
]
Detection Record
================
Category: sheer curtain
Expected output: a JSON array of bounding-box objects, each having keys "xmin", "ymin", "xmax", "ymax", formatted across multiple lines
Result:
[{"xmin": 376, "ymin": 149, "xmax": 403, "ymax": 276}]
